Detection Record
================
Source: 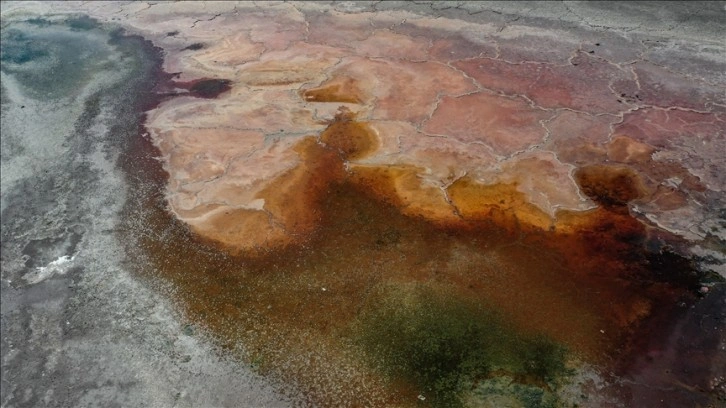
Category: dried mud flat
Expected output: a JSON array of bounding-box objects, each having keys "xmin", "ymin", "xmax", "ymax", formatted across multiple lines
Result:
[{"xmin": 1, "ymin": 2, "xmax": 725, "ymax": 407}]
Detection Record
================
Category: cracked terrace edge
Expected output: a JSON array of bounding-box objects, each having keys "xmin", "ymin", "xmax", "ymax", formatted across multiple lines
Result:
[{"xmin": 3, "ymin": 1, "xmax": 723, "ymax": 267}]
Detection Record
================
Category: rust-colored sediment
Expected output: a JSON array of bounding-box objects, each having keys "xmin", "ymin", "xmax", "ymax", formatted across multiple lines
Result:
[
  {"xmin": 301, "ymin": 78, "xmax": 364, "ymax": 104},
  {"xmin": 132, "ymin": 110, "xmax": 701, "ymax": 405},
  {"xmin": 98, "ymin": 3, "xmax": 722, "ymax": 406},
  {"xmin": 319, "ymin": 108, "xmax": 378, "ymax": 160}
]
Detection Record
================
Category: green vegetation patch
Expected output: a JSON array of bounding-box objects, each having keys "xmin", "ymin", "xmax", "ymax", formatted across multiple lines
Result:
[{"xmin": 355, "ymin": 284, "xmax": 570, "ymax": 407}]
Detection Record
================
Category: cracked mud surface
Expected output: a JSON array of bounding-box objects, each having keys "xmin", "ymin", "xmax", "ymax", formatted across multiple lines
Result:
[
  {"xmin": 106, "ymin": 2, "xmax": 726, "ymax": 251},
  {"xmin": 2, "ymin": 1, "xmax": 725, "ymax": 407}
]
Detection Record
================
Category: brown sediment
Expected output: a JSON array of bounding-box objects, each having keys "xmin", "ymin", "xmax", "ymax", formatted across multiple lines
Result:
[
  {"xmin": 188, "ymin": 135, "xmax": 347, "ymax": 256},
  {"xmin": 301, "ymin": 77, "xmax": 364, "ymax": 104},
  {"xmin": 574, "ymin": 164, "xmax": 649, "ymax": 208},
  {"xmin": 124, "ymin": 48, "xmax": 711, "ymax": 406},
  {"xmin": 319, "ymin": 107, "xmax": 378, "ymax": 160},
  {"xmin": 126, "ymin": 101, "xmax": 702, "ymax": 405},
  {"xmin": 349, "ymin": 164, "xmax": 459, "ymax": 223},
  {"xmin": 103, "ymin": 6, "xmax": 723, "ymax": 406},
  {"xmin": 446, "ymin": 177, "xmax": 555, "ymax": 231}
]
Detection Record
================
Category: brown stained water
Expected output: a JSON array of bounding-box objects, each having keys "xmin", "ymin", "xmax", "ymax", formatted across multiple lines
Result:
[{"xmin": 118, "ymin": 92, "xmax": 712, "ymax": 406}]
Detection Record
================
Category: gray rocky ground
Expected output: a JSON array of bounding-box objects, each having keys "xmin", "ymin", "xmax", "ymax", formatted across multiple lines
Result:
[{"xmin": 0, "ymin": 15, "xmax": 294, "ymax": 408}]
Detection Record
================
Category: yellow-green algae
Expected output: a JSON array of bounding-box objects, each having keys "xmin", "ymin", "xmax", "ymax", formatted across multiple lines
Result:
[{"xmin": 354, "ymin": 283, "xmax": 571, "ymax": 407}]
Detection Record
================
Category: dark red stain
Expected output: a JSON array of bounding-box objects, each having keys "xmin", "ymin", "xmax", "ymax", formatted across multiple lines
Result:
[
  {"xmin": 148, "ymin": 72, "xmax": 232, "ymax": 100},
  {"xmin": 155, "ymin": 78, "xmax": 231, "ymax": 99}
]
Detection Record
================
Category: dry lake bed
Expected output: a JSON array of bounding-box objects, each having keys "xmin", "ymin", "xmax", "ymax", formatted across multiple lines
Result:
[{"xmin": 1, "ymin": 2, "xmax": 724, "ymax": 407}]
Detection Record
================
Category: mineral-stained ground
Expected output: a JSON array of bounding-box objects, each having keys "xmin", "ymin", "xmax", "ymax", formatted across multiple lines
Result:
[{"xmin": 1, "ymin": 2, "xmax": 724, "ymax": 407}]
